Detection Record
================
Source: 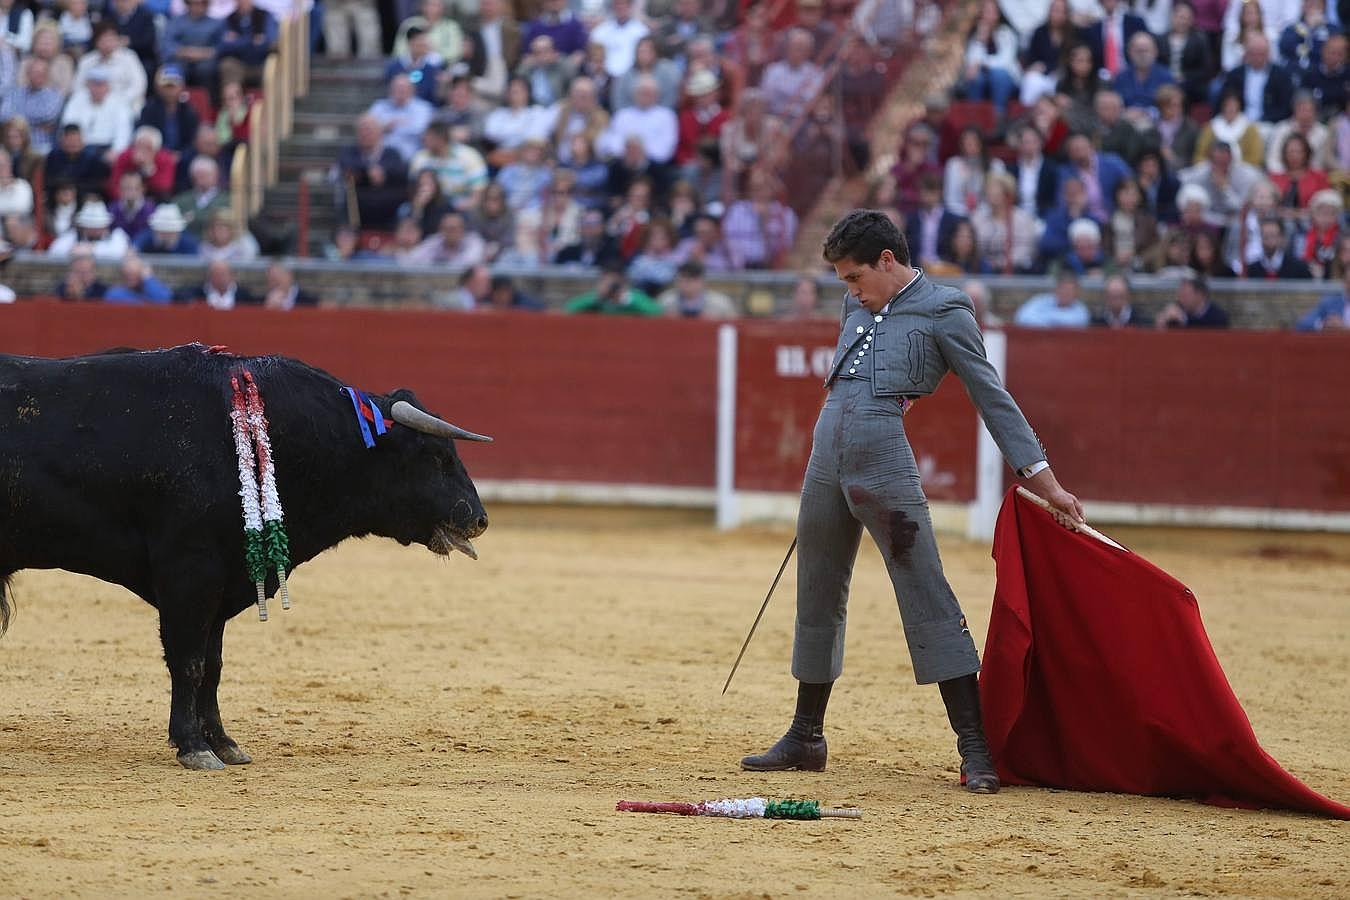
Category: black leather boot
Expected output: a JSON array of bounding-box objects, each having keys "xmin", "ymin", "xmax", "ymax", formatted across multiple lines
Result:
[
  {"xmin": 938, "ymin": 674, "xmax": 1000, "ymax": 794},
  {"xmin": 740, "ymin": 681, "xmax": 832, "ymax": 772}
]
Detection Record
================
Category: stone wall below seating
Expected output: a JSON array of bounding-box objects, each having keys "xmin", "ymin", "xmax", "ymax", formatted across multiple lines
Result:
[{"xmin": 5, "ymin": 254, "xmax": 1334, "ymax": 329}]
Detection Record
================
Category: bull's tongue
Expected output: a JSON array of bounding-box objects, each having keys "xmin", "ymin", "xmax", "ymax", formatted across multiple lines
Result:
[{"xmin": 446, "ymin": 533, "xmax": 478, "ymax": 560}]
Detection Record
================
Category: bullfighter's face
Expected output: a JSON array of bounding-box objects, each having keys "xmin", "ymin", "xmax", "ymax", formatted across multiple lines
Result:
[{"xmin": 834, "ymin": 250, "xmax": 903, "ymax": 314}]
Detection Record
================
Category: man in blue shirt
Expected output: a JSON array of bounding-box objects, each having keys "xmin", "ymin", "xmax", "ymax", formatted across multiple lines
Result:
[
  {"xmin": 1294, "ymin": 261, "xmax": 1350, "ymax": 331},
  {"xmin": 161, "ymin": 0, "xmax": 224, "ymax": 91},
  {"xmin": 1013, "ymin": 268, "xmax": 1091, "ymax": 327},
  {"xmin": 218, "ymin": 0, "xmax": 277, "ymax": 90},
  {"xmin": 1114, "ymin": 30, "xmax": 1176, "ymax": 111},
  {"xmin": 103, "ymin": 252, "xmax": 174, "ymax": 303},
  {"xmin": 385, "ymin": 27, "xmax": 445, "ymax": 105}
]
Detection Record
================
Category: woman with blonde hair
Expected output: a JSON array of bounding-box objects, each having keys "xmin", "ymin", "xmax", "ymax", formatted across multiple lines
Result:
[
  {"xmin": 1220, "ymin": 0, "xmax": 1275, "ymax": 72},
  {"xmin": 970, "ymin": 171, "xmax": 1036, "ymax": 274},
  {"xmin": 28, "ymin": 23, "xmax": 74, "ymax": 96},
  {"xmin": 1, "ymin": 115, "xmax": 42, "ymax": 181}
]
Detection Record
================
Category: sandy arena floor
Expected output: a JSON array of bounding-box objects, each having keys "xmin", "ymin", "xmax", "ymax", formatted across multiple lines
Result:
[{"xmin": 1, "ymin": 505, "xmax": 1348, "ymax": 899}]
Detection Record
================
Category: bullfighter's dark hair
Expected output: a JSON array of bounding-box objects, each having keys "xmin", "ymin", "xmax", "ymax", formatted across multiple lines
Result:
[{"xmin": 821, "ymin": 209, "xmax": 910, "ymax": 267}]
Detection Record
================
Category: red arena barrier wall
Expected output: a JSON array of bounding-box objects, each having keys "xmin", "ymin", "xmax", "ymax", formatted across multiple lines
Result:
[
  {"xmin": 0, "ymin": 301, "xmax": 721, "ymax": 489},
  {"xmin": 5, "ymin": 303, "xmax": 1348, "ymax": 519},
  {"xmin": 732, "ymin": 320, "xmax": 979, "ymax": 501},
  {"xmin": 1007, "ymin": 328, "xmax": 1350, "ymax": 513}
]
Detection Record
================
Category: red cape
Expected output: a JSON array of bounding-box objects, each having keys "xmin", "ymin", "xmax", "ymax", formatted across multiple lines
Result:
[{"xmin": 981, "ymin": 487, "xmax": 1350, "ymax": 819}]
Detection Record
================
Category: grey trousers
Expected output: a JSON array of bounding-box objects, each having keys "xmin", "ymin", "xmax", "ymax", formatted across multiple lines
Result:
[{"xmin": 791, "ymin": 377, "xmax": 981, "ymax": 685}]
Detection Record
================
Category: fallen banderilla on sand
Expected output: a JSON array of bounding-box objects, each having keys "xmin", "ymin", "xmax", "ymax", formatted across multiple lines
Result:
[{"xmin": 616, "ymin": 798, "xmax": 862, "ymax": 820}]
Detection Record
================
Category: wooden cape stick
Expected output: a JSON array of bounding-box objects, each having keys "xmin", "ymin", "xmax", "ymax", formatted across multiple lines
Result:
[
  {"xmin": 722, "ymin": 537, "xmax": 797, "ymax": 695},
  {"xmin": 1014, "ymin": 486, "xmax": 1127, "ymax": 551}
]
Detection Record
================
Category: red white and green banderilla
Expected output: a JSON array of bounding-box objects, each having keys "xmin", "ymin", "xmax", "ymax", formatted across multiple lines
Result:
[
  {"xmin": 616, "ymin": 798, "xmax": 862, "ymax": 820},
  {"xmin": 229, "ymin": 369, "xmax": 292, "ymax": 621}
]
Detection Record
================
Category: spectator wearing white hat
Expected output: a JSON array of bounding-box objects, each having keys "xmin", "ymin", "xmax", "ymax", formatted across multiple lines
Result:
[
  {"xmin": 47, "ymin": 198, "xmax": 131, "ymax": 259},
  {"xmin": 134, "ymin": 203, "xmax": 199, "ymax": 255},
  {"xmin": 675, "ymin": 70, "xmax": 728, "ymax": 178},
  {"xmin": 59, "ymin": 65, "xmax": 135, "ymax": 162},
  {"xmin": 73, "ymin": 21, "xmax": 148, "ymax": 113}
]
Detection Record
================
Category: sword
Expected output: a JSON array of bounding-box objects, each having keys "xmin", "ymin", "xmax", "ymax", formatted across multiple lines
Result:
[{"xmin": 722, "ymin": 537, "xmax": 797, "ymax": 695}]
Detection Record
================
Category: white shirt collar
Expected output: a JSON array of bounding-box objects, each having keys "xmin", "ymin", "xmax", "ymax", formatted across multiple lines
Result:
[{"xmin": 882, "ymin": 267, "xmax": 923, "ymax": 314}]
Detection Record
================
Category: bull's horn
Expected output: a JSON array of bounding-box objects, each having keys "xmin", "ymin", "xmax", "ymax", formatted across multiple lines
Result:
[{"xmin": 390, "ymin": 400, "xmax": 493, "ymax": 442}]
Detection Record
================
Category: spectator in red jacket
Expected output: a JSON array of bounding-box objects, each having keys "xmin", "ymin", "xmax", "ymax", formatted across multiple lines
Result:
[
  {"xmin": 1268, "ymin": 132, "xmax": 1331, "ymax": 211},
  {"xmin": 108, "ymin": 125, "xmax": 176, "ymax": 200},
  {"xmin": 676, "ymin": 70, "xmax": 729, "ymax": 175}
]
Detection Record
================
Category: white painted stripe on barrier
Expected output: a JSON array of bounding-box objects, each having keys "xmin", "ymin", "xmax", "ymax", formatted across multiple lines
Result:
[
  {"xmin": 968, "ymin": 329, "xmax": 1007, "ymax": 541},
  {"xmin": 716, "ymin": 324, "xmax": 739, "ymax": 530}
]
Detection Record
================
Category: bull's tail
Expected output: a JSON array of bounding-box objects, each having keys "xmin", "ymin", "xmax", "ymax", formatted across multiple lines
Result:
[{"xmin": 0, "ymin": 573, "xmax": 11, "ymax": 636}]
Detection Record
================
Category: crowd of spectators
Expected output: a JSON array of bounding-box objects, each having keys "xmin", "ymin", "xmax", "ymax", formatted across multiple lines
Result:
[
  {"xmin": 0, "ymin": 0, "xmax": 288, "ymax": 301},
  {"xmin": 324, "ymin": 0, "xmax": 921, "ymax": 315},
  {"xmin": 879, "ymin": 0, "xmax": 1350, "ymax": 329},
  {"xmin": 4, "ymin": 0, "xmax": 1346, "ymax": 328}
]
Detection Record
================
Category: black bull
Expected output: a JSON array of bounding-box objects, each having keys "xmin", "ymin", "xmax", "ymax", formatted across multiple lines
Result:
[{"xmin": 0, "ymin": 345, "xmax": 490, "ymax": 770}]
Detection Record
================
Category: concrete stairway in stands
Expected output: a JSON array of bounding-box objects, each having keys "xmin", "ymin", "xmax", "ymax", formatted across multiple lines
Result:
[
  {"xmin": 263, "ymin": 57, "xmax": 388, "ymax": 255},
  {"xmin": 786, "ymin": 5, "xmax": 974, "ymax": 270}
]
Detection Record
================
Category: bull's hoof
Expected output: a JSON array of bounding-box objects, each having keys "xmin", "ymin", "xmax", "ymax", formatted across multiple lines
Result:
[
  {"xmin": 177, "ymin": 749, "xmax": 226, "ymax": 771},
  {"xmin": 213, "ymin": 745, "xmax": 252, "ymax": 765}
]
